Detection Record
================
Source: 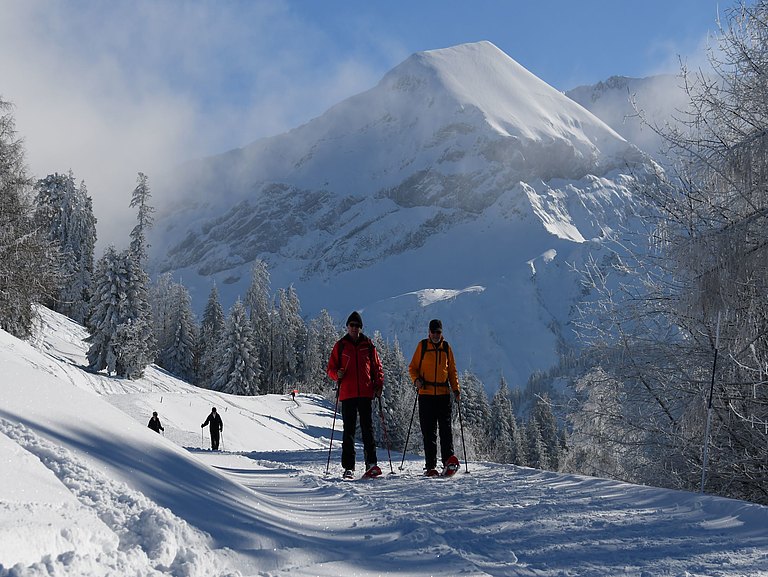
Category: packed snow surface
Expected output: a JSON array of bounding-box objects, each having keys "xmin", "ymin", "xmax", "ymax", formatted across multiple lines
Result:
[{"xmin": 1, "ymin": 307, "xmax": 767, "ymax": 576}]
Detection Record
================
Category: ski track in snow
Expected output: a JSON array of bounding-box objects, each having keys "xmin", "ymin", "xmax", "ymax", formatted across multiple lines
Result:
[{"xmin": 210, "ymin": 450, "xmax": 768, "ymax": 577}]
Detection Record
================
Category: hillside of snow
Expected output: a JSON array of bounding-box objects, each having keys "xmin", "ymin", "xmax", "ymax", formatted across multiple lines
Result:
[
  {"xmin": 148, "ymin": 41, "xmax": 657, "ymax": 390},
  {"xmin": 1, "ymin": 307, "xmax": 767, "ymax": 576}
]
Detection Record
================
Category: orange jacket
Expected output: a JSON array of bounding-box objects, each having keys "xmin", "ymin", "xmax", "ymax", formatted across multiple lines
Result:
[
  {"xmin": 327, "ymin": 334, "xmax": 384, "ymax": 401},
  {"xmin": 408, "ymin": 338, "xmax": 459, "ymax": 396}
]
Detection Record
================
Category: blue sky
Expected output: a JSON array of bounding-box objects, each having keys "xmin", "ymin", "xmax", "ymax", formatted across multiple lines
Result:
[{"xmin": 1, "ymin": 0, "xmax": 736, "ymax": 247}]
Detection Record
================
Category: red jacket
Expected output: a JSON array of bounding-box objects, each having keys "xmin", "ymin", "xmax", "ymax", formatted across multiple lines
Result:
[{"xmin": 327, "ymin": 334, "xmax": 384, "ymax": 401}]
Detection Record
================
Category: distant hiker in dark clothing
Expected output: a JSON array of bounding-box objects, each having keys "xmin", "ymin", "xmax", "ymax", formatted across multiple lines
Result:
[
  {"xmin": 409, "ymin": 319, "xmax": 460, "ymax": 476},
  {"xmin": 327, "ymin": 311, "xmax": 384, "ymax": 478},
  {"xmin": 201, "ymin": 407, "xmax": 223, "ymax": 450},
  {"xmin": 148, "ymin": 411, "xmax": 164, "ymax": 433}
]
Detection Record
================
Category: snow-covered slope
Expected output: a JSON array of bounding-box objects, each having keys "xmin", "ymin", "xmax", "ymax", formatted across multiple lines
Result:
[
  {"xmin": 2, "ymin": 308, "xmax": 768, "ymax": 577},
  {"xmin": 150, "ymin": 41, "xmax": 657, "ymax": 389}
]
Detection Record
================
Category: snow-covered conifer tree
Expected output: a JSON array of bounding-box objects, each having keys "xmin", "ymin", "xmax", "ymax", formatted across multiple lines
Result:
[
  {"xmin": 244, "ymin": 260, "xmax": 273, "ymax": 391},
  {"xmin": 526, "ymin": 418, "xmax": 548, "ymax": 470},
  {"xmin": 150, "ymin": 272, "xmax": 175, "ymax": 360},
  {"xmin": 197, "ymin": 284, "xmax": 226, "ymax": 388},
  {"xmin": 128, "ymin": 172, "xmax": 154, "ymax": 266},
  {"xmin": 34, "ymin": 172, "xmax": 96, "ymax": 324},
  {"xmin": 157, "ymin": 281, "xmax": 197, "ymax": 382},
  {"xmin": 211, "ymin": 299, "xmax": 260, "ymax": 395},
  {"xmin": 304, "ymin": 309, "xmax": 339, "ymax": 394},
  {"xmin": 273, "ymin": 286, "xmax": 305, "ymax": 393},
  {"xmin": 531, "ymin": 394, "xmax": 561, "ymax": 470},
  {"xmin": 456, "ymin": 370, "xmax": 491, "ymax": 460},
  {"xmin": 0, "ymin": 99, "xmax": 58, "ymax": 338},
  {"xmin": 378, "ymin": 335, "xmax": 418, "ymax": 452},
  {"xmin": 86, "ymin": 246, "xmax": 125, "ymax": 375},
  {"xmin": 489, "ymin": 377, "xmax": 525, "ymax": 465}
]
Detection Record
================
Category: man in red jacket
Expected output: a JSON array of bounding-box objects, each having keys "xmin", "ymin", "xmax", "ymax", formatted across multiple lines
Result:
[{"xmin": 327, "ymin": 311, "xmax": 384, "ymax": 478}]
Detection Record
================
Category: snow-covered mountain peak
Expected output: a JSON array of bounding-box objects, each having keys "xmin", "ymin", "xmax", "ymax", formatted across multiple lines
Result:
[{"xmin": 379, "ymin": 41, "xmax": 626, "ymax": 150}]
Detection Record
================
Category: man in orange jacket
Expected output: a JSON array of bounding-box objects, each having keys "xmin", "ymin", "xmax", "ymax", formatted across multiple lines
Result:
[
  {"xmin": 327, "ymin": 311, "xmax": 384, "ymax": 478},
  {"xmin": 409, "ymin": 318, "xmax": 460, "ymax": 475}
]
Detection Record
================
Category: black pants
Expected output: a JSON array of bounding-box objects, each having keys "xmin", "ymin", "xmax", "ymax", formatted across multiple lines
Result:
[
  {"xmin": 419, "ymin": 394, "xmax": 454, "ymax": 470},
  {"xmin": 341, "ymin": 397, "xmax": 377, "ymax": 470},
  {"xmin": 210, "ymin": 429, "xmax": 220, "ymax": 450}
]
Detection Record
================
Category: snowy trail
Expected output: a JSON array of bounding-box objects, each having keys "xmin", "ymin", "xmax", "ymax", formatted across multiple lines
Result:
[{"xmin": 199, "ymin": 449, "xmax": 768, "ymax": 577}]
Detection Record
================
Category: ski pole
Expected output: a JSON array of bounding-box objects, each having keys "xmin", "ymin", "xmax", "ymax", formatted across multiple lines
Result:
[
  {"xmin": 201, "ymin": 428, "xmax": 204, "ymax": 448},
  {"xmin": 457, "ymin": 395, "xmax": 469, "ymax": 473},
  {"xmin": 399, "ymin": 392, "xmax": 419, "ymax": 471},
  {"xmin": 377, "ymin": 396, "xmax": 395, "ymax": 474},
  {"xmin": 324, "ymin": 384, "xmax": 341, "ymax": 476}
]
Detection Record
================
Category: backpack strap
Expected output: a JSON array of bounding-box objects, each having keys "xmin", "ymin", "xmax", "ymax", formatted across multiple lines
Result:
[{"xmin": 418, "ymin": 338, "xmax": 428, "ymax": 375}]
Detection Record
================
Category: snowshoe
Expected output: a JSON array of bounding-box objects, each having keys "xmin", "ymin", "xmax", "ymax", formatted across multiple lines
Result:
[
  {"xmin": 342, "ymin": 469, "xmax": 355, "ymax": 480},
  {"xmin": 442, "ymin": 455, "xmax": 460, "ymax": 477},
  {"xmin": 362, "ymin": 464, "xmax": 382, "ymax": 479},
  {"xmin": 424, "ymin": 468, "xmax": 440, "ymax": 477}
]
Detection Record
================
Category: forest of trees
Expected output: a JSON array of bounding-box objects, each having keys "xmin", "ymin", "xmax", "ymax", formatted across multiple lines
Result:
[{"xmin": 2, "ymin": 1, "xmax": 767, "ymax": 504}]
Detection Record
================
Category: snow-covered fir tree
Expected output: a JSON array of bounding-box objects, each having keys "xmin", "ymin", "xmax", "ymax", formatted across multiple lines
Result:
[
  {"xmin": 526, "ymin": 417, "xmax": 548, "ymax": 470},
  {"xmin": 150, "ymin": 273, "xmax": 176, "ymax": 361},
  {"xmin": 456, "ymin": 370, "xmax": 492, "ymax": 460},
  {"xmin": 244, "ymin": 260, "xmax": 273, "ymax": 392},
  {"xmin": 489, "ymin": 377, "xmax": 525, "ymax": 465},
  {"xmin": 303, "ymin": 309, "xmax": 339, "ymax": 394},
  {"xmin": 33, "ymin": 172, "xmax": 96, "ymax": 325},
  {"xmin": 156, "ymin": 279, "xmax": 197, "ymax": 382},
  {"xmin": 86, "ymin": 247, "xmax": 155, "ymax": 379},
  {"xmin": 0, "ymin": 99, "xmax": 58, "ymax": 338},
  {"xmin": 197, "ymin": 284, "xmax": 226, "ymax": 388},
  {"xmin": 377, "ymin": 335, "xmax": 419, "ymax": 454},
  {"xmin": 273, "ymin": 286, "xmax": 305, "ymax": 393},
  {"xmin": 531, "ymin": 394, "xmax": 561, "ymax": 470},
  {"xmin": 85, "ymin": 246, "xmax": 126, "ymax": 375},
  {"xmin": 211, "ymin": 299, "xmax": 260, "ymax": 395},
  {"xmin": 128, "ymin": 172, "xmax": 154, "ymax": 266}
]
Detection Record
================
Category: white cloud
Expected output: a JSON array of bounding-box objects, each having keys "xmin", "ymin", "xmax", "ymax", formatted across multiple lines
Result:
[{"xmin": 1, "ymin": 0, "xmax": 386, "ymax": 250}]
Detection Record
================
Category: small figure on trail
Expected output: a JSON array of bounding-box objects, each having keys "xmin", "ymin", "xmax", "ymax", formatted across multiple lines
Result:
[
  {"xmin": 327, "ymin": 311, "xmax": 384, "ymax": 479},
  {"xmin": 291, "ymin": 389, "xmax": 298, "ymax": 401},
  {"xmin": 409, "ymin": 319, "xmax": 461, "ymax": 476},
  {"xmin": 147, "ymin": 411, "xmax": 164, "ymax": 433},
  {"xmin": 201, "ymin": 407, "xmax": 223, "ymax": 450}
]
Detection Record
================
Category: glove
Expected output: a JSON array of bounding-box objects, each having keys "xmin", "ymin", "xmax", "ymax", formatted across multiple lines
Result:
[
  {"xmin": 200, "ymin": 424, "xmax": 204, "ymax": 428},
  {"xmin": 374, "ymin": 385, "xmax": 383, "ymax": 398},
  {"xmin": 337, "ymin": 368, "xmax": 345, "ymax": 379},
  {"xmin": 414, "ymin": 378, "xmax": 424, "ymax": 389},
  {"xmin": 454, "ymin": 389, "xmax": 461, "ymax": 400}
]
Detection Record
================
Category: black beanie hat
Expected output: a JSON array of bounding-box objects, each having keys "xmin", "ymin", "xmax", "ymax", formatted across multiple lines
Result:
[
  {"xmin": 346, "ymin": 311, "xmax": 363, "ymax": 327},
  {"xmin": 429, "ymin": 319, "xmax": 442, "ymax": 332}
]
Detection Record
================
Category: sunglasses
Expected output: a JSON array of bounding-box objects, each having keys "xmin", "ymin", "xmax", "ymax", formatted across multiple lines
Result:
[
  {"xmin": 430, "ymin": 330, "xmax": 442, "ymax": 335},
  {"xmin": 348, "ymin": 323, "xmax": 361, "ymax": 329}
]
